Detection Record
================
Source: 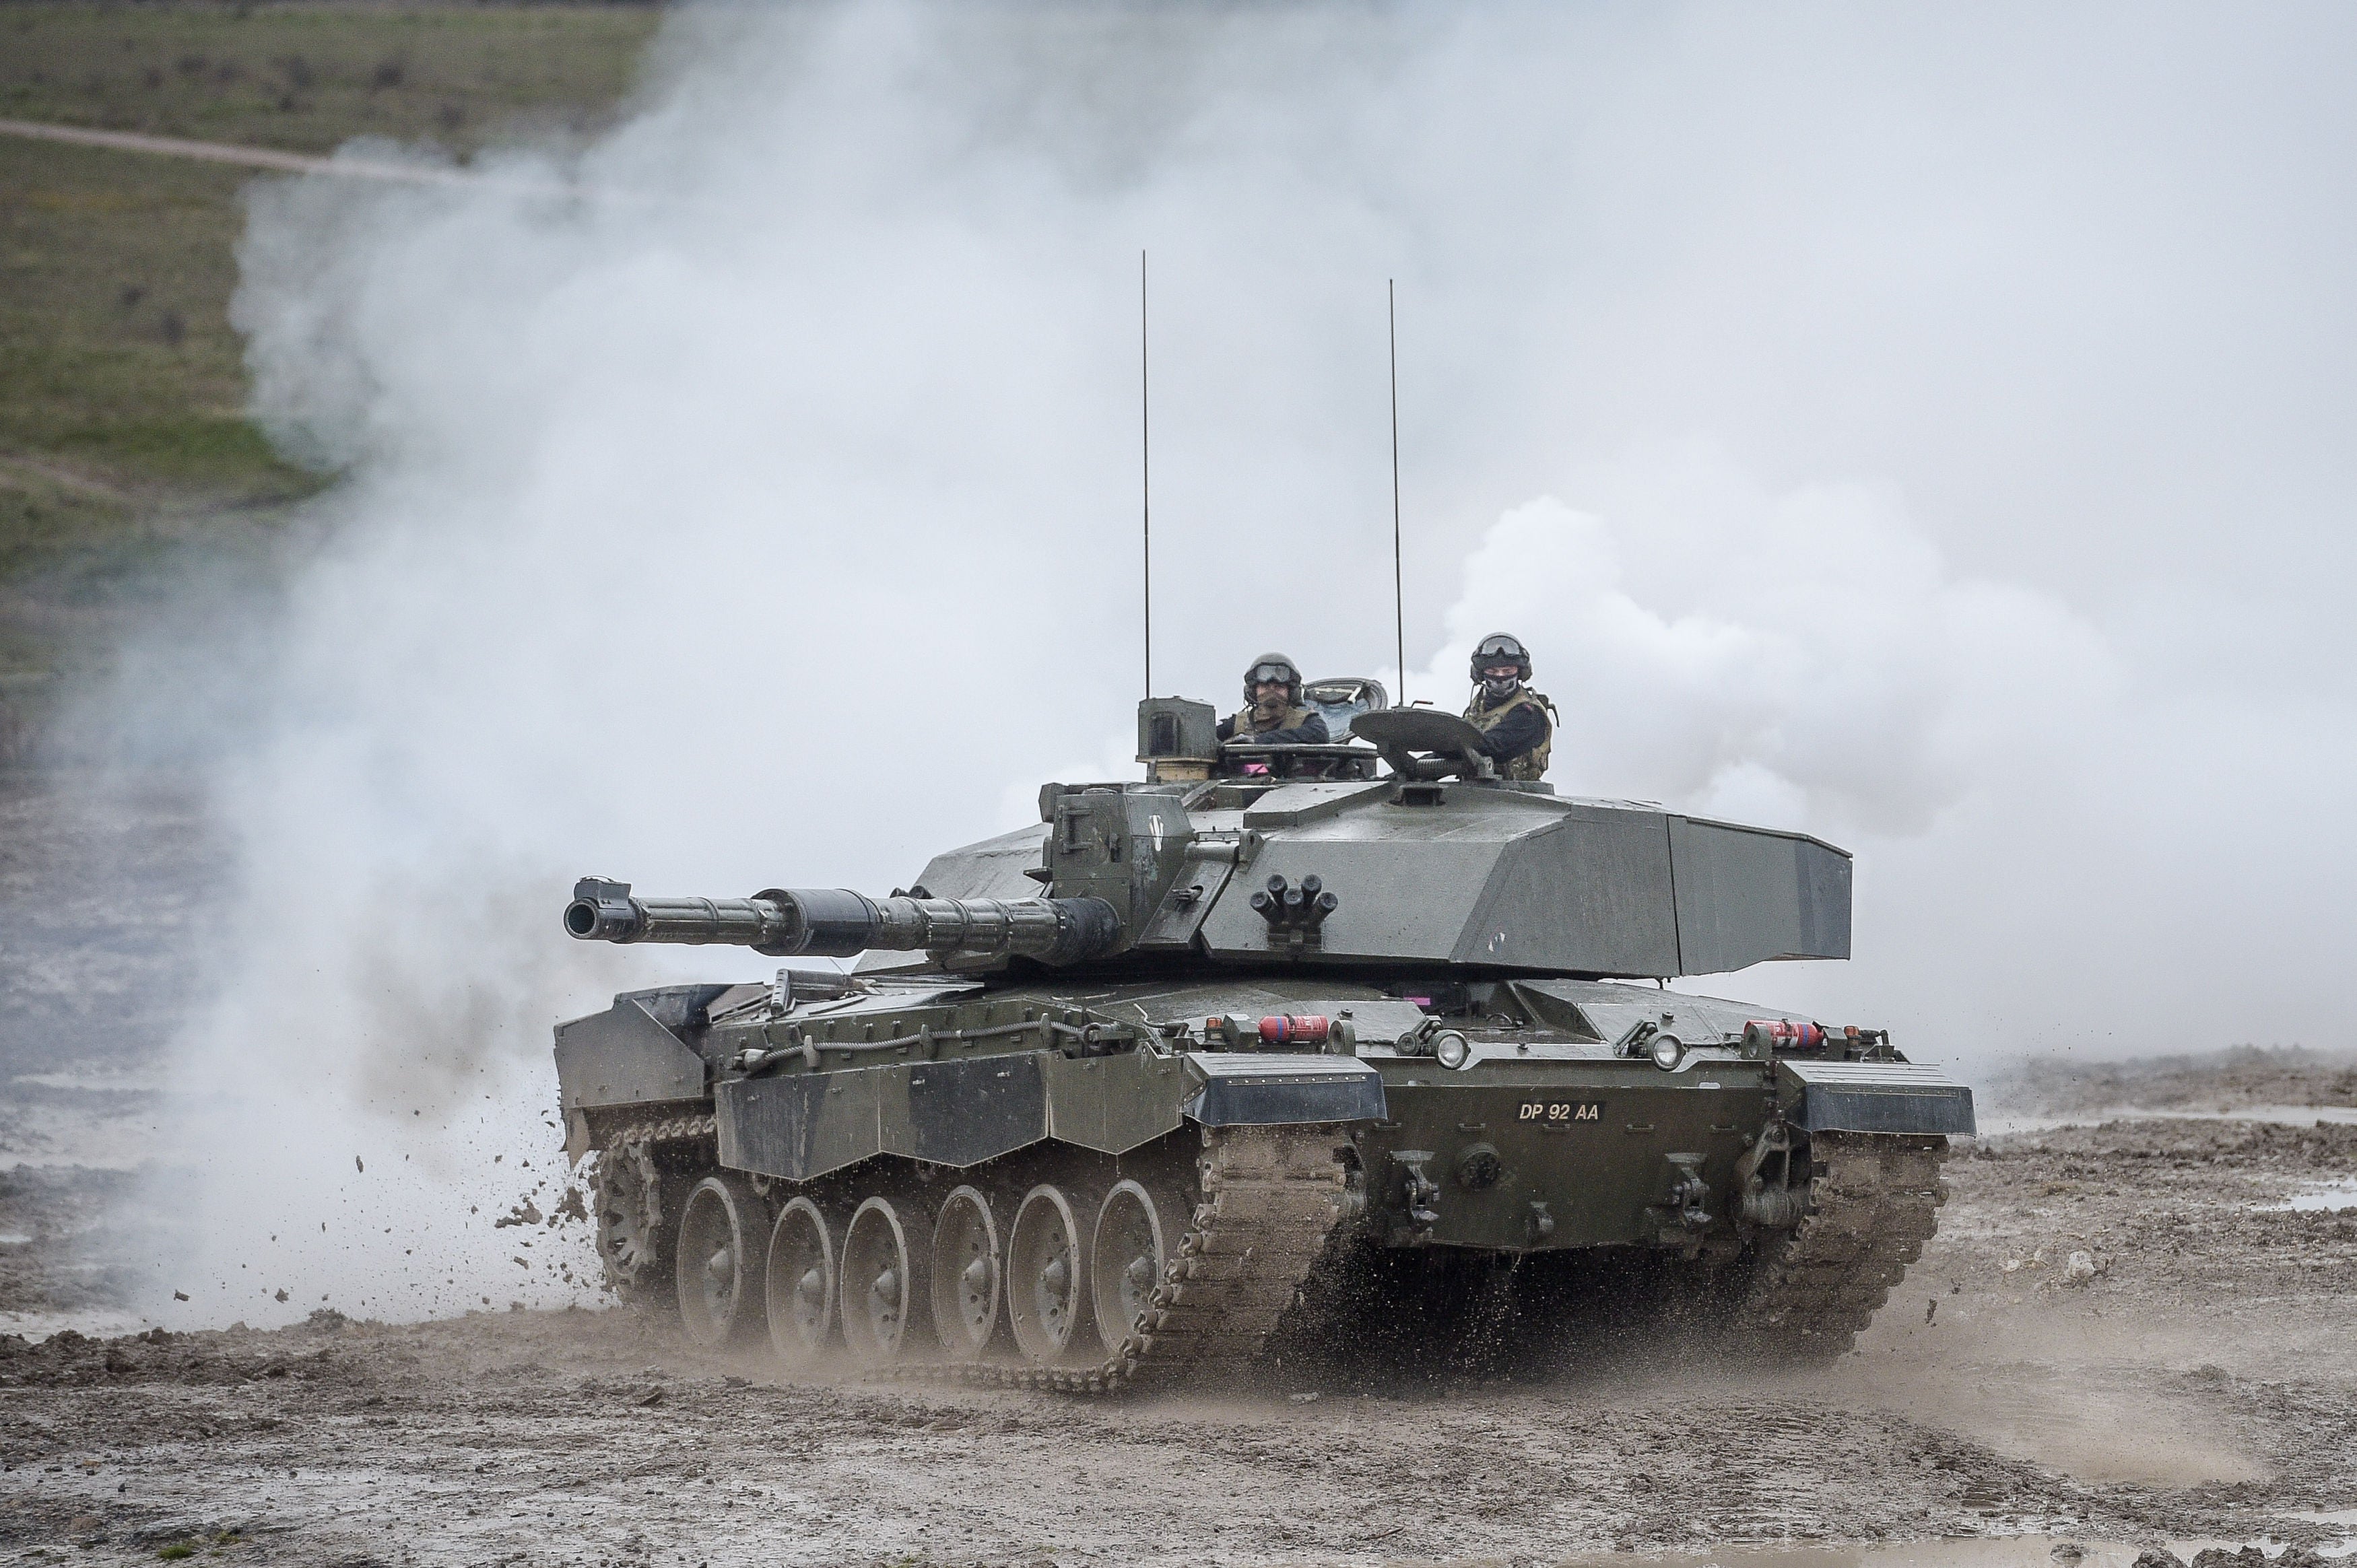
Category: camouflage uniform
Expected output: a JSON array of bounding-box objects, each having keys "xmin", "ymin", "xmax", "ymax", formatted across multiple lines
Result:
[{"xmin": 1463, "ymin": 687, "xmax": 1552, "ymax": 780}]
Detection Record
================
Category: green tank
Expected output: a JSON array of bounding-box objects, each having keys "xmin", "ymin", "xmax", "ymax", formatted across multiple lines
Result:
[{"xmin": 552, "ymin": 692, "xmax": 1972, "ymax": 1390}]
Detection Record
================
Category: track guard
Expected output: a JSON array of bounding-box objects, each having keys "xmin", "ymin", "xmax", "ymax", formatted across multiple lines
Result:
[
  {"xmin": 1182, "ymin": 1053, "xmax": 1387, "ymax": 1127},
  {"xmin": 554, "ymin": 994, "xmax": 711, "ymax": 1114},
  {"xmin": 1777, "ymin": 1060, "xmax": 1976, "ymax": 1137}
]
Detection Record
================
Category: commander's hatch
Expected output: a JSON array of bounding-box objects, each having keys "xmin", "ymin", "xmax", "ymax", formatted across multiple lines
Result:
[{"xmin": 1350, "ymin": 708, "xmax": 1495, "ymax": 781}]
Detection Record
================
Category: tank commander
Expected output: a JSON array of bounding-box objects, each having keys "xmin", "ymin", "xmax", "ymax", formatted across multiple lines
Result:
[
  {"xmin": 1463, "ymin": 632, "xmax": 1554, "ymax": 780},
  {"xmin": 1217, "ymin": 653, "xmax": 1329, "ymax": 775}
]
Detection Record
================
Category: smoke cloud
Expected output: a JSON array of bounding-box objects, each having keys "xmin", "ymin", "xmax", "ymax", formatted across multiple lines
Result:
[{"xmin": 114, "ymin": 1, "xmax": 2357, "ymax": 1325}]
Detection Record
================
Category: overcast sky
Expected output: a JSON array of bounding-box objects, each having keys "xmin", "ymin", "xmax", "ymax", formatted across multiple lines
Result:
[{"xmin": 121, "ymin": 1, "xmax": 2357, "ymax": 1323}]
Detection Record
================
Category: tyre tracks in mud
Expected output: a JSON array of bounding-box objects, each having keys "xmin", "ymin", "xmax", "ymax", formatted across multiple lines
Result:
[
  {"xmin": 0, "ymin": 1303, "xmax": 2347, "ymax": 1567},
  {"xmin": 7, "ymin": 1106, "xmax": 2357, "ymax": 1563}
]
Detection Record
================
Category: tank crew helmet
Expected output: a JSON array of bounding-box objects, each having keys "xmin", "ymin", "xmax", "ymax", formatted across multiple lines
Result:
[
  {"xmin": 1471, "ymin": 632, "xmax": 1531, "ymax": 700},
  {"xmin": 1243, "ymin": 652, "xmax": 1304, "ymax": 708}
]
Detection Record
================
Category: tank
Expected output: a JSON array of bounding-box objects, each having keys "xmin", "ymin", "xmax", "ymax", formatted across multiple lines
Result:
[{"xmin": 551, "ymin": 691, "xmax": 1972, "ymax": 1391}]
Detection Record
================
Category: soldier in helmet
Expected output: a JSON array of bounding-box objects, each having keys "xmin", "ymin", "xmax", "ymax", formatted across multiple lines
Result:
[
  {"xmin": 1217, "ymin": 652, "xmax": 1329, "ymax": 768},
  {"xmin": 1463, "ymin": 633, "xmax": 1554, "ymax": 781}
]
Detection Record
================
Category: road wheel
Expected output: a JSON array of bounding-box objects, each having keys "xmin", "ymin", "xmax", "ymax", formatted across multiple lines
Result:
[
  {"xmin": 673, "ymin": 1173, "xmax": 769, "ymax": 1349},
  {"xmin": 1007, "ymin": 1184, "xmax": 1100, "ymax": 1366},
  {"xmin": 1091, "ymin": 1180, "xmax": 1187, "ymax": 1353},
  {"xmin": 929, "ymin": 1186, "xmax": 1003, "ymax": 1362},
  {"xmin": 840, "ymin": 1195, "xmax": 935, "ymax": 1365},
  {"xmin": 764, "ymin": 1197, "xmax": 838, "ymax": 1370}
]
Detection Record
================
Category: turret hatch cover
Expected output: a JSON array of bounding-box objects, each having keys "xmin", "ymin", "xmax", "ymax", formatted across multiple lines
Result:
[{"xmin": 1350, "ymin": 709, "xmax": 1486, "ymax": 752}]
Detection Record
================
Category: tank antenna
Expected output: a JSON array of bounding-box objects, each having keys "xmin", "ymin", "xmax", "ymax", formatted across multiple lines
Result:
[
  {"xmin": 1389, "ymin": 278, "xmax": 1405, "ymax": 706},
  {"xmin": 1140, "ymin": 249, "xmax": 1153, "ymax": 700}
]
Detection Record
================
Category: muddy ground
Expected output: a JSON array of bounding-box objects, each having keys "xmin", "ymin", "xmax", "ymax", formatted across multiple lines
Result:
[
  {"xmin": 0, "ymin": 1091, "xmax": 2349, "ymax": 1565},
  {"xmin": 3, "ymin": 769, "xmax": 2356, "ymax": 1566},
  {"xmin": 0, "ymin": 767, "xmax": 207, "ymax": 1328},
  {"xmin": 1983, "ymin": 1050, "xmax": 2357, "ymax": 1122}
]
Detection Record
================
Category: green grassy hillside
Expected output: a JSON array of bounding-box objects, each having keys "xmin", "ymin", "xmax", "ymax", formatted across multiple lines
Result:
[
  {"xmin": 1, "ymin": 2, "xmax": 658, "ymax": 154},
  {"xmin": 0, "ymin": 3, "xmax": 660, "ymax": 749}
]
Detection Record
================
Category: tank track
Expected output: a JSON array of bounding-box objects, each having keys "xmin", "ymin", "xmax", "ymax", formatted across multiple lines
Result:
[
  {"xmin": 905, "ymin": 1124, "xmax": 1349, "ymax": 1395},
  {"xmin": 600, "ymin": 1112, "xmax": 719, "ymax": 1150},
  {"xmin": 1731, "ymin": 1130, "xmax": 1950, "ymax": 1362},
  {"xmin": 591, "ymin": 1114, "xmax": 719, "ymax": 1296}
]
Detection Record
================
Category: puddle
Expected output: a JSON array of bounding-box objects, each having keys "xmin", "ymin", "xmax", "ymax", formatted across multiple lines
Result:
[
  {"xmin": 0, "ymin": 1089, "xmax": 168, "ymax": 1169},
  {"xmin": 1830, "ymin": 1353, "xmax": 2266, "ymax": 1487},
  {"xmin": 8, "ymin": 1070, "xmax": 168, "ymax": 1093},
  {"xmin": 0, "ymin": 1152, "xmax": 152, "ymax": 1172},
  {"xmin": 1981, "ymin": 1105, "xmax": 2357, "ymax": 1136},
  {"xmin": 0, "ymin": 1305, "xmax": 156, "ymax": 1342},
  {"xmin": 0, "ymin": 1231, "xmax": 30, "ymax": 1246},
  {"xmin": 2257, "ymin": 1176, "xmax": 2357, "ymax": 1213},
  {"xmin": 1559, "ymin": 1537, "xmax": 2357, "ymax": 1568}
]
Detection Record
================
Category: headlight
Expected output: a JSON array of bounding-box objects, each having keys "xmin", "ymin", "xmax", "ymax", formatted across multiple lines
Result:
[
  {"xmin": 1433, "ymin": 1031, "xmax": 1471, "ymax": 1070},
  {"xmin": 1649, "ymin": 1032, "xmax": 1686, "ymax": 1072}
]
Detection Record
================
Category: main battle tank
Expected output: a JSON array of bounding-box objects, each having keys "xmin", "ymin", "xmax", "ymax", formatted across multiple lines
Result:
[{"xmin": 552, "ymin": 691, "xmax": 1972, "ymax": 1390}]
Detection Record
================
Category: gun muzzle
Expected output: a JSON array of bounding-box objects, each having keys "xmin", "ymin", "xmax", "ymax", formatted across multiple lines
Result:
[{"xmin": 563, "ymin": 878, "xmax": 1121, "ymax": 965}]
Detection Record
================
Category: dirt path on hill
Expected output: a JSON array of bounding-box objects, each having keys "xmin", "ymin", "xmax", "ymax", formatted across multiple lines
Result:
[{"xmin": 0, "ymin": 116, "xmax": 461, "ymax": 184}]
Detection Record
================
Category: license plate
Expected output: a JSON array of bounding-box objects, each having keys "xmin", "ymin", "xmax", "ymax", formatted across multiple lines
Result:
[{"xmin": 1519, "ymin": 1101, "xmax": 1601, "ymax": 1123}]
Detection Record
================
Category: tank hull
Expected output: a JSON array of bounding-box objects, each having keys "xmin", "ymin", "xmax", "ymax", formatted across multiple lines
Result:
[{"xmin": 557, "ymin": 967, "xmax": 1968, "ymax": 1386}]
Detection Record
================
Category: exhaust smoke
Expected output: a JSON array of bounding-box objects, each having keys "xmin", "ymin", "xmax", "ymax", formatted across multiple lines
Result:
[{"xmin": 84, "ymin": 1, "xmax": 2354, "ymax": 1328}]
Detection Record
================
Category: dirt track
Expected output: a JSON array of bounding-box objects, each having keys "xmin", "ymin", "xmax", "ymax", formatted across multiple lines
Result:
[
  {"xmin": 0, "ymin": 115, "xmax": 482, "ymax": 184},
  {"xmin": 3, "ymin": 1105, "xmax": 2354, "ymax": 1566}
]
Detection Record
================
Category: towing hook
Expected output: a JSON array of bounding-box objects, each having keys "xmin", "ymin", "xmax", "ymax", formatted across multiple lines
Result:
[{"xmin": 1387, "ymin": 1151, "xmax": 1442, "ymax": 1244}]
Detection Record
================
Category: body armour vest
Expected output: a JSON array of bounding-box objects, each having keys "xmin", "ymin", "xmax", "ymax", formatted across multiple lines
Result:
[
  {"xmin": 1463, "ymin": 687, "xmax": 1555, "ymax": 781},
  {"xmin": 1228, "ymin": 702, "xmax": 1317, "ymax": 737}
]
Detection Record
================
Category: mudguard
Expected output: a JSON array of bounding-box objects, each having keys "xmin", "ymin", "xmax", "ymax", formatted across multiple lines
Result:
[
  {"xmin": 553, "ymin": 991, "xmax": 715, "ymax": 1113},
  {"xmin": 1182, "ymin": 1053, "xmax": 1387, "ymax": 1127},
  {"xmin": 1777, "ymin": 1059, "xmax": 1976, "ymax": 1137}
]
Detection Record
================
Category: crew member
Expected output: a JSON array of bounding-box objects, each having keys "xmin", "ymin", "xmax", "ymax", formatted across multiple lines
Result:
[
  {"xmin": 1463, "ymin": 633, "xmax": 1554, "ymax": 780},
  {"xmin": 1218, "ymin": 653, "xmax": 1329, "ymax": 762}
]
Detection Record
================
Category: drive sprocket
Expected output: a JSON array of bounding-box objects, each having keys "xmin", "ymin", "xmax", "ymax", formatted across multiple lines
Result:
[{"xmin": 591, "ymin": 1114, "xmax": 719, "ymax": 1303}]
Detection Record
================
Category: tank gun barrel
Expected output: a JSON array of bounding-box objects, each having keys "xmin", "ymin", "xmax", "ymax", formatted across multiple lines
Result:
[{"xmin": 563, "ymin": 878, "xmax": 1121, "ymax": 965}]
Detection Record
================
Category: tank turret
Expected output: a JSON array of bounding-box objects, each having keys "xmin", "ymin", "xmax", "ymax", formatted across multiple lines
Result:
[{"xmin": 888, "ymin": 704, "xmax": 1851, "ymax": 978}]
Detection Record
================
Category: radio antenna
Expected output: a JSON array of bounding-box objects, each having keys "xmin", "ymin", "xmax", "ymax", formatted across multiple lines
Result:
[
  {"xmin": 1141, "ymin": 250, "xmax": 1153, "ymax": 700},
  {"xmin": 1388, "ymin": 279, "xmax": 1405, "ymax": 706}
]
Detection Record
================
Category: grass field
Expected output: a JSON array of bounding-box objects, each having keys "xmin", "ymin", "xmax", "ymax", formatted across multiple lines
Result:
[
  {"xmin": 0, "ymin": 2, "xmax": 659, "ymax": 154},
  {"xmin": 0, "ymin": 3, "xmax": 660, "ymax": 741}
]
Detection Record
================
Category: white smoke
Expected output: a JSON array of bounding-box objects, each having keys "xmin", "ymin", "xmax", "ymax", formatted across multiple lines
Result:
[
  {"xmin": 1413, "ymin": 478, "xmax": 2115, "ymax": 838},
  {"xmin": 1413, "ymin": 454, "xmax": 2357, "ymax": 1054},
  {"xmin": 120, "ymin": 1, "xmax": 2357, "ymax": 1326}
]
